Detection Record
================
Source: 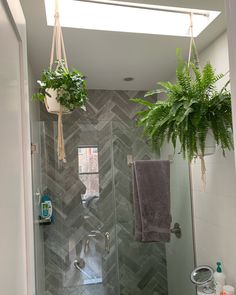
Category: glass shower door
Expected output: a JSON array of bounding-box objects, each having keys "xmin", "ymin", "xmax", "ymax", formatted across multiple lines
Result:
[
  {"xmin": 111, "ymin": 120, "xmax": 196, "ymax": 295},
  {"xmin": 33, "ymin": 118, "xmax": 196, "ymax": 295},
  {"xmin": 112, "ymin": 120, "xmax": 169, "ymax": 295},
  {"xmin": 162, "ymin": 142, "xmax": 196, "ymax": 295},
  {"xmin": 40, "ymin": 120, "xmax": 119, "ymax": 295}
]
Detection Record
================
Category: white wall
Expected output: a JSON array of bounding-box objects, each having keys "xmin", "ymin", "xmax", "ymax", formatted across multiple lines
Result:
[
  {"xmin": 0, "ymin": 3, "xmax": 27, "ymax": 293},
  {"xmin": 191, "ymin": 32, "xmax": 236, "ymax": 287},
  {"xmin": 0, "ymin": 1, "xmax": 35, "ymax": 294},
  {"xmin": 226, "ymin": 0, "xmax": 236, "ymax": 170}
]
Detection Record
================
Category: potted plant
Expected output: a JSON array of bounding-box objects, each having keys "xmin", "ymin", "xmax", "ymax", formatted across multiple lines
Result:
[
  {"xmin": 33, "ymin": 60, "xmax": 88, "ymax": 113},
  {"xmin": 131, "ymin": 51, "xmax": 233, "ymax": 178},
  {"xmin": 33, "ymin": 59, "xmax": 88, "ymax": 162}
]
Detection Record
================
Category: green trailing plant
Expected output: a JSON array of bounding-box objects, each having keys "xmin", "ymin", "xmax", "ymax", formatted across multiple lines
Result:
[
  {"xmin": 131, "ymin": 50, "xmax": 233, "ymax": 162},
  {"xmin": 33, "ymin": 60, "xmax": 88, "ymax": 111}
]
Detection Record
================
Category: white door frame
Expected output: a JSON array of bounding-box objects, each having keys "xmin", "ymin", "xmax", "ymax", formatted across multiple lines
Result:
[
  {"xmin": 226, "ymin": 0, "xmax": 236, "ymax": 167},
  {"xmin": 2, "ymin": 1, "xmax": 36, "ymax": 294}
]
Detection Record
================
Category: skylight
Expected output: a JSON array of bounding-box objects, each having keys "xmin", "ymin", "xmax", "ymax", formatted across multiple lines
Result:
[{"xmin": 44, "ymin": 0, "xmax": 220, "ymax": 37}]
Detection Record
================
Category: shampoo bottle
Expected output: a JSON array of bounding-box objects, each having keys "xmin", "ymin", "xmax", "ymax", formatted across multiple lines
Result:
[
  {"xmin": 40, "ymin": 194, "xmax": 53, "ymax": 224},
  {"xmin": 214, "ymin": 262, "xmax": 226, "ymax": 295}
]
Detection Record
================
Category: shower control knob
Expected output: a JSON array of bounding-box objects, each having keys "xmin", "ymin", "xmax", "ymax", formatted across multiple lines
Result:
[{"xmin": 73, "ymin": 258, "xmax": 85, "ymax": 270}]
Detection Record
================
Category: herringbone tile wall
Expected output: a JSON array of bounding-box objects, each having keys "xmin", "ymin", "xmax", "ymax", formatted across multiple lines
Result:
[{"xmin": 39, "ymin": 90, "xmax": 168, "ymax": 295}]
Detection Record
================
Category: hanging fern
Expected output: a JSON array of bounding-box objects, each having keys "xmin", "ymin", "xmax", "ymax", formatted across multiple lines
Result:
[{"xmin": 131, "ymin": 51, "xmax": 233, "ymax": 162}]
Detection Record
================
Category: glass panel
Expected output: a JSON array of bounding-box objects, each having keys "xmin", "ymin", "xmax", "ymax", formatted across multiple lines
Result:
[
  {"xmin": 40, "ymin": 121, "xmax": 119, "ymax": 294},
  {"xmin": 111, "ymin": 120, "xmax": 195, "ymax": 295},
  {"xmin": 161, "ymin": 141, "xmax": 196, "ymax": 295},
  {"xmin": 33, "ymin": 117, "xmax": 195, "ymax": 295},
  {"xmin": 111, "ymin": 121, "xmax": 168, "ymax": 294}
]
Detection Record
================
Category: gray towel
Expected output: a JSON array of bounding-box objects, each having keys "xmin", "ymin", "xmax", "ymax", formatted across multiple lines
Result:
[{"xmin": 133, "ymin": 160, "xmax": 171, "ymax": 242}]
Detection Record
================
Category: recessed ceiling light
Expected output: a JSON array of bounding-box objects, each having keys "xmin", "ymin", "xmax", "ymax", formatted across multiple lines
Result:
[
  {"xmin": 44, "ymin": 0, "xmax": 221, "ymax": 37},
  {"xmin": 123, "ymin": 77, "xmax": 134, "ymax": 81}
]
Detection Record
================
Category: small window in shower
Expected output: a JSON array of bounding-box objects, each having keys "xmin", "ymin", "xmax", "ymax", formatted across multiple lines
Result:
[{"xmin": 78, "ymin": 146, "xmax": 99, "ymax": 207}]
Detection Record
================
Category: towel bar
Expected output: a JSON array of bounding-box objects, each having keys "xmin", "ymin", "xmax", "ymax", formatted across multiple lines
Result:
[{"xmin": 127, "ymin": 154, "xmax": 174, "ymax": 167}]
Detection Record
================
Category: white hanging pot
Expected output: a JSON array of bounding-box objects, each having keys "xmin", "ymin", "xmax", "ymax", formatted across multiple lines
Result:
[
  {"xmin": 197, "ymin": 130, "xmax": 216, "ymax": 157},
  {"xmin": 44, "ymin": 88, "xmax": 70, "ymax": 114}
]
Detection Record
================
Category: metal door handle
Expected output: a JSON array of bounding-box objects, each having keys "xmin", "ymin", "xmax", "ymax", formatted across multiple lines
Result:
[
  {"xmin": 104, "ymin": 232, "xmax": 110, "ymax": 254},
  {"xmin": 170, "ymin": 222, "xmax": 181, "ymax": 239}
]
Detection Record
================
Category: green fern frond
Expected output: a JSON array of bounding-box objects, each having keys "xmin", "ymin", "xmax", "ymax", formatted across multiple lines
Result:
[{"xmin": 131, "ymin": 51, "xmax": 233, "ymax": 162}]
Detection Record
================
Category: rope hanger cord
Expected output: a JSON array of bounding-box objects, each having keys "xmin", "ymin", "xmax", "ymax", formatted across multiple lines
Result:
[
  {"xmin": 50, "ymin": 0, "xmax": 68, "ymax": 69},
  {"xmin": 49, "ymin": 0, "xmax": 68, "ymax": 162},
  {"xmin": 187, "ymin": 12, "xmax": 198, "ymax": 68},
  {"xmin": 187, "ymin": 13, "xmax": 206, "ymax": 189}
]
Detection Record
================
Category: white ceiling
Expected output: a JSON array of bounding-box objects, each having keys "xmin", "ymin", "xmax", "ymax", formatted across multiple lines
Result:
[{"xmin": 20, "ymin": 0, "xmax": 227, "ymax": 90}]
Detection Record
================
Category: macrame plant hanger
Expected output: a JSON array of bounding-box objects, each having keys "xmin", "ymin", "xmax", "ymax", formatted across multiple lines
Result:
[
  {"xmin": 187, "ymin": 13, "xmax": 206, "ymax": 188},
  {"xmin": 187, "ymin": 13, "xmax": 197, "ymax": 67},
  {"xmin": 49, "ymin": 0, "xmax": 68, "ymax": 162}
]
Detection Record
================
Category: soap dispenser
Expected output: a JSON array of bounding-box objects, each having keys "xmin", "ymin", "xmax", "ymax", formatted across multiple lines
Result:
[{"xmin": 214, "ymin": 262, "xmax": 226, "ymax": 295}]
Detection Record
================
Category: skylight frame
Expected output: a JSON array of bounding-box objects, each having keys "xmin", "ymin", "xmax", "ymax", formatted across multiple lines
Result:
[{"xmin": 44, "ymin": 0, "xmax": 221, "ymax": 37}]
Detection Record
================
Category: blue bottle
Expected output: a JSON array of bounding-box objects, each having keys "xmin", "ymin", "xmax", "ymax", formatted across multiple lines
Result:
[{"xmin": 40, "ymin": 195, "xmax": 53, "ymax": 224}]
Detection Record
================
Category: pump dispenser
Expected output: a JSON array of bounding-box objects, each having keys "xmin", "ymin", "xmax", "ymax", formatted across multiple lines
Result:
[{"xmin": 214, "ymin": 262, "xmax": 226, "ymax": 295}]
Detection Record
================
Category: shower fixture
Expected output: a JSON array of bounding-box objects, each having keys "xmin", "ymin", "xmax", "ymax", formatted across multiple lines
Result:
[{"xmin": 81, "ymin": 195, "xmax": 99, "ymax": 208}]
